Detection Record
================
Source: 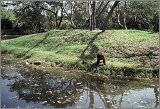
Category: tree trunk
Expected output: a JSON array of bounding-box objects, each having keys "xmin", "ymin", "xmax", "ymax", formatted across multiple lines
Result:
[
  {"xmin": 154, "ymin": 87, "xmax": 159, "ymax": 108},
  {"xmin": 55, "ymin": 12, "xmax": 58, "ymax": 29},
  {"xmin": 123, "ymin": 1, "xmax": 127, "ymax": 29},
  {"xmin": 96, "ymin": 1, "xmax": 104, "ymax": 15},
  {"xmin": 37, "ymin": 21, "xmax": 41, "ymax": 32},
  {"xmin": 63, "ymin": 2, "xmax": 76, "ymax": 28},
  {"xmin": 89, "ymin": 84, "xmax": 94, "ymax": 108},
  {"xmin": 92, "ymin": 1, "xmax": 96, "ymax": 30},
  {"xmin": 58, "ymin": 6, "xmax": 64, "ymax": 27},
  {"xmin": 89, "ymin": 1, "xmax": 92, "ymax": 30},
  {"xmin": 117, "ymin": 4, "xmax": 124, "ymax": 27},
  {"xmin": 70, "ymin": 3, "xmax": 75, "ymax": 28},
  {"xmin": 96, "ymin": 1, "xmax": 110, "ymax": 18},
  {"xmin": 89, "ymin": 1, "xmax": 96, "ymax": 30},
  {"xmin": 90, "ymin": 14, "xmax": 93, "ymax": 30},
  {"xmin": 102, "ymin": 1, "xmax": 120, "ymax": 32}
]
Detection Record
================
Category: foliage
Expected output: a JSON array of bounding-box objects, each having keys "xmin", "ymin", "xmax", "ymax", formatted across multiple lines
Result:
[
  {"xmin": 110, "ymin": 1, "xmax": 159, "ymax": 31},
  {"xmin": 59, "ymin": 20, "xmax": 72, "ymax": 29},
  {"xmin": 13, "ymin": 1, "xmax": 47, "ymax": 33},
  {"xmin": 1, "ymin": 7, "xmax": 16, "ymax": 21},
  {"xmin": 152, "ymin": 11, "xmax": 159, "ymax": 32},
  {"xmin": 1, "ymin": 1, "xmax": 159, "ymax": 32},
  {"xmin": 1, "ymin": 19, "xmax": 13, "ymax": 29},
  {"xmin": 1, "ymin": 7, "xmax": 16, "ymax": 29}
]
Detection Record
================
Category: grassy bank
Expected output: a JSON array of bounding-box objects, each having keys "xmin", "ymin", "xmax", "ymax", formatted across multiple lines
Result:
[{"xmin": 1, "ymin": 29, "xmax": 159, "ymax": 79}]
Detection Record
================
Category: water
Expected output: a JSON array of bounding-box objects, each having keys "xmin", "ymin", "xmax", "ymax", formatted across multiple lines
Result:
[{"xmin": 1, "ymin": 56, "xmax": 159, "ymax": 108}]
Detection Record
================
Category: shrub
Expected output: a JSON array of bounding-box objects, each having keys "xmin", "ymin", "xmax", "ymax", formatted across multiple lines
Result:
[
  {"xmin": 1, "ymin": 19, "xmax": 13, "ymax": 29},
  {"xmin": 60, "ymin": 20, "xmax": 71, "ymax": 29}
]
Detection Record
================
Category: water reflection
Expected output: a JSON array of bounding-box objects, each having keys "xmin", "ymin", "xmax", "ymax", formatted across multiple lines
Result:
[{"xmin": 1, "ymin": 58, "xmax": 159, "ymax": 108}]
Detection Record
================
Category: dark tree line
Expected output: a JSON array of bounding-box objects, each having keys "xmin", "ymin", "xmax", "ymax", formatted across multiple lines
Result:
[{"xmin": 1, "ymin": 1, "xmax": 159, "ymax": 34}]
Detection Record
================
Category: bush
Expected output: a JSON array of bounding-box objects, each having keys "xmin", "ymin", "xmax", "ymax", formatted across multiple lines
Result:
[
  {"xmin": 152, "ymin": 12, "xmax": 159, "ymax": 32},
  {"xmin": 13, "ymin": 25, "xmax": 21, "ymax": 32},
  {"xmin": 1, "ymin": 19, "xmax": 13, "ymax": 29},
  {"xmin": 60, "ymin": 20, "xmax": 71, "ymax": 29}
]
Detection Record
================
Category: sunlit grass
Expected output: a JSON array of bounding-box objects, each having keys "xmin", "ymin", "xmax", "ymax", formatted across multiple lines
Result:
[{"xmin": 1, "ymin": 29, "xmax": 159, "ymax": 76}]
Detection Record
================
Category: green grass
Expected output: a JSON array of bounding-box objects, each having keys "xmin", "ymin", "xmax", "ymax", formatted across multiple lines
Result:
[{"xmin": 1, "ymin": 29, "xmax": 159, "ymax": 78}]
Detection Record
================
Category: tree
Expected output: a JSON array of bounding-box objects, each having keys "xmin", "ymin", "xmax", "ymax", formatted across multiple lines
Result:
[
  {"xmin": 1, "ymin": 2, "xmax": 16, "ymax": 30},
  {"xmin": 63, "ymin": 1, "xmax": 89, "ymax": 29},
  {"xmin": 87, "ymin": 1, "xmax": 111, "ymax": 30},
  {"xmin": 115, "ymin": 2, "xmax": 127, "ymax": 29},
  {"xmin": 37, "ymin": 1, "xmax": 64, "ymax": 28},
  {"xmin": 63, "ymin": 1, "xmax": 77, "ymax": 28},
  {"xmin": 152, "ymin": 11, "xmax": 159, "ymax": 32},
  {"xmin": 3, "ymin": 1, "xmax": 158, "ymax": 32},
  {"xmin": 11, "ymin": 1, "xmax": 47, "ymax": 33},
  {"xmin": 102, "ymin": 1, "xmax": 120, "ymax": 32},
  {"xmin": 89, "ymin": 1, "xmax": 96, "ymax": 30},
  {"xmin": 96, "ymin": 1, "xmax": 110, "ymax": 18},
  {"xmin": 122, "ymin": 1, "xmax": 159, "ymax": 30},
  {"xmin": 123, "ymin": 1, "xmax": 127, "ymax": 29},
  {"xmin": 95, "ymin": 1, "xmax": 110, "ymax": 29}
]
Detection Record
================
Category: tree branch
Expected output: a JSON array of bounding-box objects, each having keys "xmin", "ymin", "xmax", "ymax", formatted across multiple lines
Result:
[
  {"xmin": 95, "ymin": 1, "xmax": 104, "ymax": 15},
  {"xmin": 39, "ymin": 5, "xmax": 56, "ymax": 15},
  {"xmin": 96, "ymin": 1, "xmax": 110, "ymax": 18},
  {"xmin": 102, "ymin": 1, "xmax": 120, "ymax": 32}
]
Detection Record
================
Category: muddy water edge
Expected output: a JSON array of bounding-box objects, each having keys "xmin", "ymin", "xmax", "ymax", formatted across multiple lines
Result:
[{"xmin": 1, "ymin": 54, "xmax": 159, "ymax": 108}]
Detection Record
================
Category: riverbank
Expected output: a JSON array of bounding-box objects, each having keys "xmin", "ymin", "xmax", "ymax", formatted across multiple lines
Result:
[
  {"xmin": 1, "ymin": 53, "xmax": 159, "ymax": 108},
  {"xmin": 1, "ymin": 53, "xmax": 158, "ymax": 83},
  {"xmin": 1, "ymin": 29, "xmax": 159, "ymax": 79}
]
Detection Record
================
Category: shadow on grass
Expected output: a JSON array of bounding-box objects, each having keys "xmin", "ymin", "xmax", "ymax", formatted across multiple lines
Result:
[
  {"xmin": 16, "ymin": 35, "xmax": 48, "ymax": 58},
  {"xmin": 46, "ymin": 29, "xmax": 75, "ymax": 51},
  {"xmin": 79, "ymin": 30, "xmax": 115, "ymax": 61},
  {"xmin": 87, "ymin": 62, "xmax": 101, "ymax": 72},
  {"xmin": 74, "ymin": 31, "xmax": 104, "ymax": 65},
  {"xmin": 80, "ymin": 31, "xmax": 103, "ymax": 58},
  {"xmin": 16, "ymin": 29, "xmax": 74, "ymax": 58}
]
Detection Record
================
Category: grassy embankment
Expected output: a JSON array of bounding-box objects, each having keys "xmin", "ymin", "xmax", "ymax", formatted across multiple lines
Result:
[{"xmin": 1, "ymin": 29, "xmax": 159, "ymax": 79}]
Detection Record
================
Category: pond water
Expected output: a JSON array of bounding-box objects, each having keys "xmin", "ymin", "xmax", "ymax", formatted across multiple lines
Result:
[{"xmin": 1, "ymin": 56, "xmax": 159, "ymax": 108}]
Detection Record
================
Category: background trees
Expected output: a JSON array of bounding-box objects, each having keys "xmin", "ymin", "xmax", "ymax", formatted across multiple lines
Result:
[
  {"xmin": 1, "ymin": 3, "xmax": 16, "ymax": 30},
  {"xmin": 14, "ymin": 1, "xmax": 47, "ymax": 33},
  {"xmin": 1, "ymin": 1, "xmax": 159, "ymax": 34},
  {"xmin": 110, "ymin": 1, "xmax": 159, "ymax": 31}
]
